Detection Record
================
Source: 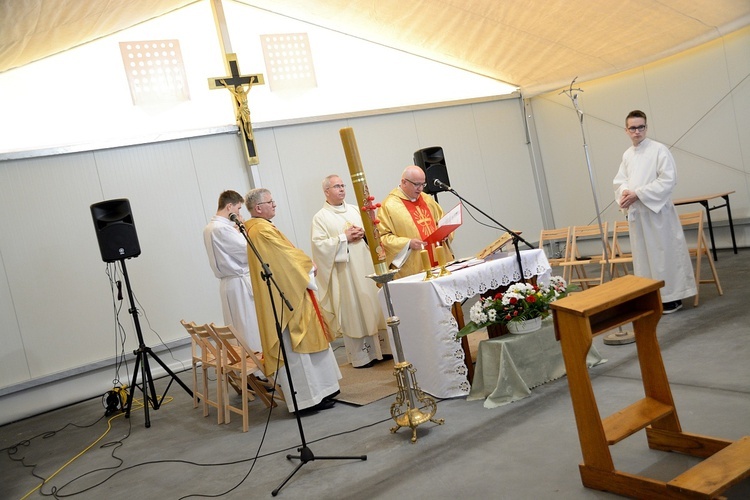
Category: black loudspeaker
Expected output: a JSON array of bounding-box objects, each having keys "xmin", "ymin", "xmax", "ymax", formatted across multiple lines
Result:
[
  {"xmin": 90, "ymin": 199, "xmax": 141, "ymax": 262},
  {"xmin": 414, "ymin": 146, "xmax": 450, "ymax": 194}
]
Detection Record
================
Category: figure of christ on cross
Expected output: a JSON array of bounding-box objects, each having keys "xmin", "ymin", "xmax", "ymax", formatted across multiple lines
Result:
[{"xmin": 208, "ymin": 54, "xmax": 264, "ymax": 165}]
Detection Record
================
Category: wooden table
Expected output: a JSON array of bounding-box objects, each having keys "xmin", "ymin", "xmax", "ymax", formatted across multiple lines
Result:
[{"xmin": 674, "ymin": 191, "xmax": 737, "ymax": 260}]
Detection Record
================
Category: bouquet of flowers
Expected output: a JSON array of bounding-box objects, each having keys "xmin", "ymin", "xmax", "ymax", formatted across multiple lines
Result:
[{"xmin": 457, "ymin": 276, "xmax": 571, "ymax": 338}]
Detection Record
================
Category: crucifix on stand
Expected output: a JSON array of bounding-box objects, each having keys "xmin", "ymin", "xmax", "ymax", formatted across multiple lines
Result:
[{"xmin": 207, "ymin": 0, "xmax": 264, "ymax": 165}]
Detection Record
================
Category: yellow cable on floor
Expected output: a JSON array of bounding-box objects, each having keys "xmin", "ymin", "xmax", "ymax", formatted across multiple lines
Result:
[{"xmin": 19, "ymin": 394, "xmax": 172, "ymax": 499}]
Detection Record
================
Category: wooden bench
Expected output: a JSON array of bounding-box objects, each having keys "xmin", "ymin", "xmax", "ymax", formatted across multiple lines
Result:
[{"xmin": 551, "ymin": 275, "xmax": 750, "ymax": 499}]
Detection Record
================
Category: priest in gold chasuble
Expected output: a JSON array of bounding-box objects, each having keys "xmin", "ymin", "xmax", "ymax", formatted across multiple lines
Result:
[
  {"xmin": 378, "ymin": 166, "xmax": 454, "ymax": 279},
  {"xmin": 244, "ymin": 188, "xmax": 341, "ymax": 412}
]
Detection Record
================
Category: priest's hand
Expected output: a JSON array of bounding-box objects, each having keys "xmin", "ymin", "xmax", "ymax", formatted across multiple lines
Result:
[
  {"xmin": 345, "ymin": 225, "xmax": 365, "ymax": 242},
  {"xmin": 409, "ymin": 238, "xmax": 426, "ymax": 250}
]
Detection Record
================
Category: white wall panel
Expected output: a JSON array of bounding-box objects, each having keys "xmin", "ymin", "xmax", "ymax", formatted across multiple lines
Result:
[
  {"xmin": 190, "ymin": 133, "xmax": 254, "ymax": 219},
  {"xmin": 471, "ymin": 100, "xmax": 544, "ymax": 252},
  {"xmin": 0, "ymin": 153, "xmax": 111, "ymax": 380}
]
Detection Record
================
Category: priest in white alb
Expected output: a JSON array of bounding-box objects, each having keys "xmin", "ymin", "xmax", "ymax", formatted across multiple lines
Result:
[{"xmin": 311, "ymin": 175, "xmax": 391, "ymax": 368}]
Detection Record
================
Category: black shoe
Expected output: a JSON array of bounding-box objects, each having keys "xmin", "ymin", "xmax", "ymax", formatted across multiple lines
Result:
[
  {"xmin": 381, "ymin": 354, "xmax": 394, "ymax": 360},
  {"xmin": 662, "ymin": 300, "xmax": 683, "ymax": 314},
  {"xmin": 294, "ymin": 407, "xmax": 319, "ymax": 417},
  {"xmin": 354, "ymin": 360, "xmax": 376, "ymax": 369},
  {"xmin": 317, "ymin": 399, "xmax": 336, "ymax": 410},
  {"xmin": 323, "ymin": 390, "xmax": 340, "ymax": 401}
]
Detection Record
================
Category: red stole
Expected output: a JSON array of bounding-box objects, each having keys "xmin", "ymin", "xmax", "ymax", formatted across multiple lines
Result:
[
  {"xmin": 401, "ymin": 196, "xmax": 438, "ymax": 266},
  {"xmin": 276, "ymin": 224, "xmax": 332, "ymax": 342}
]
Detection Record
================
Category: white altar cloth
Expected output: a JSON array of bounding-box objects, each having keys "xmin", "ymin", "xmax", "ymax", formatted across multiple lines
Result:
[{"xmin": 379, "ymin": 249, "xmax": 551, "ymax": 398}]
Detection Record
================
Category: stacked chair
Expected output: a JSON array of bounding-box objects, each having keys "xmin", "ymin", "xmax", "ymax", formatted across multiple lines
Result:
[
  {"xmin": 538, "ymin": 226, "xmax": 572, "ymax": 282},
  {"xmin": 605, "ymin": 220, "xmax": 633, "ymax": 279},
  {"xmin": 679, "ymin": 211, "xmax": 723, "ymax": 306},
  {"xmin": 209, "ymin": 323, "xmax": 284, "ymax": 432},
  {"xmin": 181, "ymin": 320, "xmax": 284, "ymax": 432},
  {"xmin": 560, "ymin": 222, "xmax": 608, "ymax": 290},
  {"xmin": 180, "ymin": 320, "xmax": 224, "ymax": 424},
  {"xmin": 539, "ymin": 212, "xmax": 724, "ymax": 307}
]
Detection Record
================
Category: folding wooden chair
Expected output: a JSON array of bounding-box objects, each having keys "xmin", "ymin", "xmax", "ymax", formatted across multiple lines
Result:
[
  {"xmin": 605, "ymin": 220, "xmax": 633, "ymax": 279},
  {"xmin": 538, "ymin": 226, "xmax": 572, "ymax": 282},
  {"xmin": 180, "ymin": 320, "xmax": 224, "ymax": 424},
  {"xmin": 679, "ymin": 211, "xmax": 723, "ymax": 306},
  {"xmin": 209, "ymin": 323, "xmax": 284, "ymax": 432},
  {"xmin": 560, "ymin": 222, "xmax": 608, "ymax": 289}
]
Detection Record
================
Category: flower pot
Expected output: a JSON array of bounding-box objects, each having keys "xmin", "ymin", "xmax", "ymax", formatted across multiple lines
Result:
[
  {"xmin": 507, "ymin": 316, "xmax": 542, "ymax": 335},
  {"xmin": 486, "ymin": 322, "xmax": 509, "ymax": 339}
]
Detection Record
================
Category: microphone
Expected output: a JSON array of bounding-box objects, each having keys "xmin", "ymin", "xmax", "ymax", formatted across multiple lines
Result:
[
  {"xmin": 228, "ymin": 212, "xmax": 245, "ymax": 231},
  {"xmin": 433, "ymin": 179, "xmax": 453, "ymax": 191}
]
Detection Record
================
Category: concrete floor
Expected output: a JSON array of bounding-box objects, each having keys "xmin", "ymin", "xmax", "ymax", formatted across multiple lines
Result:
[{"xmin": 2, "ymin": 249, "xmax": 748, "ymax": 499}]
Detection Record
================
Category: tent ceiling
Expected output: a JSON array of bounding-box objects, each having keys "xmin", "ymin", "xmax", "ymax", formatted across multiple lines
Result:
[{"xmin": 2, "ymin": 0, "xmax": 749, "ymax": 95}]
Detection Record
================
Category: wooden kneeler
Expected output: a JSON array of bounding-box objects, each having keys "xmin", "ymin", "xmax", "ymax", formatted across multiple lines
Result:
[{"xmin": 551, "ymin": 275, "xmax": 750, "ymax": 499}]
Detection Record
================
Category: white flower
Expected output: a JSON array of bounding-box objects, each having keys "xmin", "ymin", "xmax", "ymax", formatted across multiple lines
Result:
[
  {"xmin": 488, "ymin": 309, "xmax": 497, "ymax": 322},
  {"xmin": 469, "ymin": 301, "xmax": 485, "ymax": 323}
]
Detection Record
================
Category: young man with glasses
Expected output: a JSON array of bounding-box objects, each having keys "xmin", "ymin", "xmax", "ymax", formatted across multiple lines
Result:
[
  {"xmin": 614, "ymin": 110, "xmax": 696, "ymax": 314},
  {"xmin": 311, "ymin": 175, "xmax": 391, "ymax": 368},
  {"xmin": 378, "ymin": 165, "xmax": 454, "ymax": 279},
  {"xmin": 243, "ymin": 188, "xmax": 341, "ymax": 413}
]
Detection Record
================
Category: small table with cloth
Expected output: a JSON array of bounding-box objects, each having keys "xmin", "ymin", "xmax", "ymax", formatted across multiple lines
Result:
[
  {"xmin": 379, "ymin": 249, "xmax": 552, "ymax": 399},
  {"xmin": 467, "ymin": 319, "xmax": 605, "ymax": 408}
]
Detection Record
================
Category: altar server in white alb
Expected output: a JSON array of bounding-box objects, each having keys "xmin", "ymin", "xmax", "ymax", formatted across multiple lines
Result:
[
  {"xmin": 311, "ymin": 175, "xmax": 391, "ymax": 368},
  {"xmin": 203, "ymin": 190, "xmax": 262, "ymax": 351},
  {"xmin": 613, "ymin": 110, "xmax": 696, "ymax": 314}
]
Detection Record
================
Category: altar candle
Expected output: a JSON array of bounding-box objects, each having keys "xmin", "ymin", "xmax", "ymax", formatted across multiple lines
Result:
[
  {"xmin": 420, "ymin": 249, "xmax": 431, "ymax": 271},
  {"xmin": 339, "ymin": 127, "xmax": 387, "ymax": 275},
  {"xmin": 436, "ymin": 245, "xmax": 446, "ymax": 268}
]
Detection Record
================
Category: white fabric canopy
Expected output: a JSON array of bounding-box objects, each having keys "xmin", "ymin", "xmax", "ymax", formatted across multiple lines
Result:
[{"xmin": 1, "ymin": 0, "xmax": 749, "ymax": 95}]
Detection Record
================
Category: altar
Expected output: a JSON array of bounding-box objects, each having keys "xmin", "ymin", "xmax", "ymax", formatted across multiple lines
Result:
[{"xmin": 379, "ymin": 249, "xmax": 552, "ymax": 399}]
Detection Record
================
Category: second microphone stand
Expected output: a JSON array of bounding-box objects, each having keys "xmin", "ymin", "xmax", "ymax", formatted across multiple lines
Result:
[
  {"xmin": 230, "ymin": 215, "xmax": 366, "ymax": 496},
  {"xmin": 435, "ymin": 182, "xmax": 536, "ymax": 279}
]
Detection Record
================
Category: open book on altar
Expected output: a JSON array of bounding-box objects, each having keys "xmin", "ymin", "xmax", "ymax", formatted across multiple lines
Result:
[{"xmin": 424, "ymin": 202, "xmax": 462, "ymax": 245}]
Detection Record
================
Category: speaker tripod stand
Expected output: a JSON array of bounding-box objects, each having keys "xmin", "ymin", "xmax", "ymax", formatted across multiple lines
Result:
[{"xmin": 119, "ymin": 259, "xmax": 193, "ymax": 428}]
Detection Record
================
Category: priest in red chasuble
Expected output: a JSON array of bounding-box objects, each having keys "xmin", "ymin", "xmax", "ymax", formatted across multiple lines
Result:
[
  {"xmin": 244, "ymin": 188, "xmax": 341, "ymax": 412},
  {"xmin": 378, "ymin": 165, "xmax": 454, "ymax": 279}
]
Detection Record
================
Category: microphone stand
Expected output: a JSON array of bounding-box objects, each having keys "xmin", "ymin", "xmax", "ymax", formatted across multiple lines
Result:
[
  {"xmin": 230, "ymin": 215, "xmax": 366, "ymax": 496},
  {"xmin": 435, "ymin": 182, "xmax": 536, "ymax": 281}
]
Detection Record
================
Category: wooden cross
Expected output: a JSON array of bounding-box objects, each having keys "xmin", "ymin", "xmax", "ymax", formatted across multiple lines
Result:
[{"xmin": 208, "ymin": 53, "xmax": 265, "ymax": 165}]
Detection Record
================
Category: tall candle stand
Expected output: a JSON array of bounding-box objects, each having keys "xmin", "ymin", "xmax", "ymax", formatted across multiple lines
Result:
[
  {"xmin": 340, "ymin": 126, "xmax": 444, "ymax": 443},
  {"xmin": 369, "ymin": 271, "xmax": 444, "ymax": 443}
]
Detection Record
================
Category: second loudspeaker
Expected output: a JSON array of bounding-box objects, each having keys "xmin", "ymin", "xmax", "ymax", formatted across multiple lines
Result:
[{"xmin": 414, "ymin": 146, "xmax": 450, "ymax": 194}]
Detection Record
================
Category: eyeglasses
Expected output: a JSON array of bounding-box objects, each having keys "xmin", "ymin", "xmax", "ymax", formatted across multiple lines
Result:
[
  {"xmin": 326, "ymin": 184, "xmax": 345, "ymax": 190},
  {"xmin": 256, "ymin": 200, "xmax": 276, "ymax": 207},
  {"xmin": 403, "ymin": 178, "xmax": 427, "ymax": 188},
  {"xmin": 627, "ymin": 125, "xmax": 647, "ymax": 132}
]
